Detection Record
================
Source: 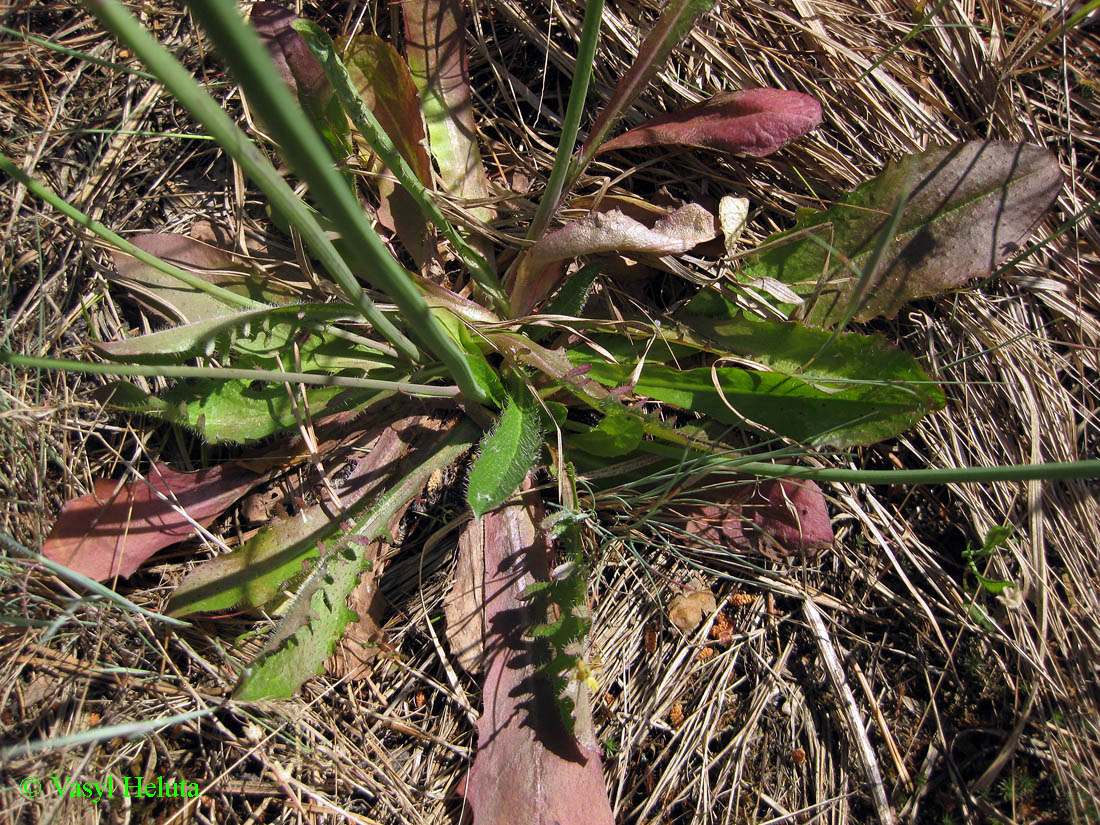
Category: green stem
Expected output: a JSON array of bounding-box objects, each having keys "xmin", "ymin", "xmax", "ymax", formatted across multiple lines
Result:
[
  {"xmin": 526, "ymin": 0, "xmax": 605, "ymax": 241},
  {"xmin": 294, "ymin": 21, "xmax": 507, "ymax": 313},
  {"xmin": 83, "ymin": 0, "xmax": 420, "ymax": 363},
  {"xmin": 177, "ymin": 0, "xmax": 491, "ymax": 403},
  {"xmin": 1, "ymin": 152, "xmax": 258, "ymax": 312},
  {"xmin": 640, "ymin": 441, "xmax": 1100, "ymax": 484},
  {"xmin": 1, "ymin": 352, "xmax": 460, "ymax": 398}
]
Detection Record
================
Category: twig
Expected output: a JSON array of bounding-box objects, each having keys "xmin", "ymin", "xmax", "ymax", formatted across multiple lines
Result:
[{"xmin": 803, "ymin": 598, "xmax": 896, "ymax": 825}]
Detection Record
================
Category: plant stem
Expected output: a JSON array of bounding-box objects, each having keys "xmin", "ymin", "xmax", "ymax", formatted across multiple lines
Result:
[
  {"xmin": 178, "ymin": 0, "xmax": 491, "ymax": 403},
  {"xmin": 526, "ymin": 0, "xmax": 605, "ymax": 241},
  {"xmin": 0, "ymin": 352, "xmax": 461, "ymax": 398},
  {"xmin": 1, "ymin": 152, "xmax": 259, "ymax": 312},
  {"xmin": 295, "ymin": 21, "xmax": 508, "ymax": 313},
  {"xmin": 83, "ymin": 0, "xmax": 421, "ymax": 363},
  {"xmin": 652, "ymin": 448, "xmax": 1100, "ymax": 485}
]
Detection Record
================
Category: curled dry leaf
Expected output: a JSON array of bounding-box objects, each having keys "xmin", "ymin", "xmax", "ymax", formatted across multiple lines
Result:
[
  {"xmin": 511, "ymin": 203, "xmax": 718, "ymax": 316},
  {"xmin": 43, "ymin": 462, "xmax": 264, "ymax": 583},
  {"xmin": 596, "ymin": 88, "xmax": 823, "ymax": 158},
  {"xmin": 668, "ymin": 586, "xmax": 717, "ymax": 632}
]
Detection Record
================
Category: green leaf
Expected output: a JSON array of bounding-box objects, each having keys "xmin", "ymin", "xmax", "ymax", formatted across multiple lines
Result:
[
  {"xmin": 99, "ymin": 378, "xmax": 379, "ymax": 444},
  {"xmin": 93, "ymin": 303, "xmax": 361, "ymax": 364},
  {"xmin": 739, "ymin": 142, "xmax": 1063, "ymax": 326},
  {"xmin": 467, "ymin": 391, "xmax": 543, "ymax": 518},
  {"xmin": 541, "ymin": 263, "xmax": 600, "ymax": 320},
  {"xmin": 568, "ymin": 414, "xmax": 644, "ymax": 457},
  {"xmin": 678, "ymin": 289, "xmax": 945, "ymax": 390},
  {"xmin": 235, "ymin": 423, "xmax": 475, "ymax": 700},
  {"xmin": 568, "ymin": 351, "xmax": 941, "ymax": 448},
  {"xmin": 167, "ymin": 508, "xmax": 332, "ymax": 616}
]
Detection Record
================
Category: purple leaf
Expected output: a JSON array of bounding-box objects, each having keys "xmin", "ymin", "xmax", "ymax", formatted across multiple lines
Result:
[
  {"xmin": 748, "ymin": 141, "xmax": 1065, "ymax": 325},
  {"xmin": 596, "ymin": 88, "xmax": 823, "ymax": 157},
  {"xmin": 679, "ymin": 479, "xmax": 834, "ymax": 560},
  {"xmin": 43, "ymin": 462, "xmax": 264, "ymax": 582},
  {"xmin": 575, "ymin": 0, "xmax": 717, "ymax": 181},
  {"xmin": 457, "ymin": 486, "xmax": 614, "ymax": 825},
  {"xmin": 251, "ymin": 2, "xmax": 330, "ymax": 107}
]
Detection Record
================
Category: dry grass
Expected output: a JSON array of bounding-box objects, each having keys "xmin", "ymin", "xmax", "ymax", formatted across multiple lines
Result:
[{"xmin": 2, "ymin": 0, "xmax": 1099, "ymax": 823}]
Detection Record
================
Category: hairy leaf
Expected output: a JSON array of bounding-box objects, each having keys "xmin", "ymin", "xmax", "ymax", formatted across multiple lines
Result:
[
  {"xmin": 512, "ymin": 203, "xmax": 717, "ymax": 315},
  {"xmin": 168, "ymin": 416, "xmax": 413, "ymax": 616},
  {"xmin": 596, "ymin": 88, "xmax": 822, "ymax": 157},
  {"xmin": 167, "ymin": 507, "xmax": 329, "ymax": 617},
  {"xmin": 568, "ymin": 351, "xmax": 941, "ymax": 447},
  {"xmin": 467, "ymin": 391, "xmax": 543, "ymax": 518},
  {"xmin": 92, "ymin": 303, "xmax": 358, "ymax": 364},
  {"xmin": 235, "ymin": 419, "xmax": 475, "ymax": 700},
  {"xmin": 742, "ymin": 141, "xmax": 1063, "ymax": 325},
  {"xmin": 43, "ymin": 462, "xmax": 263, "ymax": 582},
  {"xmin": 97, "ymin": 377, "xmax": 379, "ymax": 444},
  {"xmin": 460, "ymin": 488, "xmax": 614, "ymax": 825},
  {"xmin": 568, "ymin": 414, "xmax": 644, "ymax": 457}
]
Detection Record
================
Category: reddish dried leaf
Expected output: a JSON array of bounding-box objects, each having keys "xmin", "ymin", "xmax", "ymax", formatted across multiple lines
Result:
[
  {"xmin": 680, "ymin": 479, "xmax": 833, "ymax": 560},
  {"xmin": 597, "ymin": 89, "xmax": 823, "ymax": 157},
  {"xmin": 342, "ymin": 34, "xmax": 433, "ymax": 265},
  {"xmin": 251, "ymin": 2, "xmax": 330, "ymax": 106},
  {"xmin": 458, "ymin": 487, "xmax": 614, "ymax": 825},
  {"xmin": 43, "ymin": 462, "xmax": 263, "ymax": 582}
]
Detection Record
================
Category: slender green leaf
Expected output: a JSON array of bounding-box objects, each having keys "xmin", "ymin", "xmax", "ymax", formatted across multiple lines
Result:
[{"xmin": 527, "ymin": 0, "xmax": 605, "ymax": 239}]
